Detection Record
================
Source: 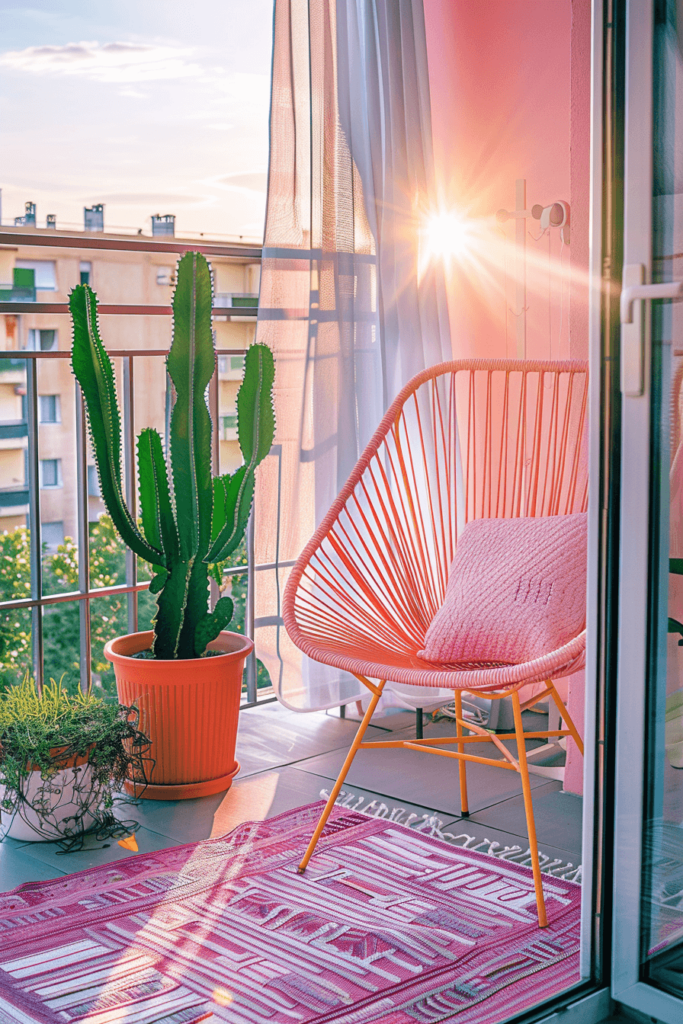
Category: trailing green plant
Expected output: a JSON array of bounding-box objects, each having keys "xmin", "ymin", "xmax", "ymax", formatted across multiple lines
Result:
[
  {"xmin": 0, "ymin": 675, "xmax": 151, "ymax": 850},
  {"xmin": 70, "ymin": 251, "xmax": 275, "ymax": 659}
]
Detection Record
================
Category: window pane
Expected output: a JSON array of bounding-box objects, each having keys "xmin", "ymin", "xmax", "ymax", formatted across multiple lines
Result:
[
  {"xmin": 87, "ymin": 465, "xmax": 100, "ymax": 496},
  {"xmin": 15, "ymin": 260, "xmax": 56, "ymax": 290},
  {"xmin": 39, "ymin": 330, "xmax": 56, "ymax": 351},
  {"xmin": 39, "ymin": 394, "xmax": 59, "ymax": 423},
  {"xmin": 642, "ymin": 0, "xmax": 683, "ymax": 992},
  {"xmin": 42, "ymin": 520, "xmax": 64, "ymax": 551},
  {"xmin": 89, "ymin": 593, "xmax": 127, "ymax": 698},
  {"xmin": 40, "ymin": 458, "xmax": 60, "ymax": 487},
  {"xmin": 0, "ymin": 606, "xmax": 32, "ymax": 688},
  {"xmin": 42, "ymin": 599, "xmax": 80, "ymax": 692},
  {"xmin": 0, "ymin": 518, "xmax": 32, "ymax": 687}
]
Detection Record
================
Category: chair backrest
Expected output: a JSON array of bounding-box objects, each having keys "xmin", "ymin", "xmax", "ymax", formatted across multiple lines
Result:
[{"xmin": 286, "ymin": 360, "xmax": 588, "ymax": 654}]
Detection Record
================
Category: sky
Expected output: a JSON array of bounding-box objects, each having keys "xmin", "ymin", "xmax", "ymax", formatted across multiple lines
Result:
[{"xmin": 0, "ymin": 1, "xmax": 274, "ymax": 240}]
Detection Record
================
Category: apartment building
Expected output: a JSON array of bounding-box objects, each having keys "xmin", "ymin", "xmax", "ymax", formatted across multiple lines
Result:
[{"xmin": 0, "ymin": 216, "xmax": 259, "ymax": 544}]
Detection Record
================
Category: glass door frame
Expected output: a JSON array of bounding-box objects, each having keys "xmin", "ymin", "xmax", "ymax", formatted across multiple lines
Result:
[{"xmin": 613, "ymin": 0, "xmax": 683, "ymax": 1019}]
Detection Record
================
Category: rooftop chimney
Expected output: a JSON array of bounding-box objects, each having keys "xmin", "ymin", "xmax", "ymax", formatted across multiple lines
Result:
[
  {"xmin": 14, "ymin": 201, "xmax": 36, "ymax": 227},
  {"xmin": 84, "ymin": 204, "xmax": 104, "ymax": 232},
  {"xmin": 151, "ymin": 213, "xmax": 175, "ymax": 237}
]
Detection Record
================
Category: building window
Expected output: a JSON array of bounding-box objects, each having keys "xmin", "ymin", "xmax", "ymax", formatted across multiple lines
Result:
[
  {"xmin": 87, "ymin": 465, "xmax": 101, "ymax": 497},
  {"xmin": 15, "ymin": 260, "xmax": 56, "ymax": 290},
  {"xmin": 156, "ymin": 268, "xmax": 174, "ymax": 286},
  {"xmin": 28, "ymin": 329, "xmax": 57, "ymax": 351},
  {"xmin": 41, "ymin": 521, "xmax": 64, "ymax": 551},
  {"xmin": 38, "ymin": 395, "xmax": 60, "ymax": 424},
  {"xmin": 219, "ymin": 413, "xmax": 238, "ymax": 440},
  {"xmin": 80, "ymin": 261, "xmax": 92, "ymax": 285},
  {"xmin": 40, "ymin": 458, "xmax": 62, "ymax": 488},
  {"xmin": 218, "ymin": 354, "xmax": 245, "ymax": 379}
]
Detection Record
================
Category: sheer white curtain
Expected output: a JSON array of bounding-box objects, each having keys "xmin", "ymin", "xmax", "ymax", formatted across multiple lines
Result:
[{"xmin": 254, "ymin": 0, "xmax": 451, "ymax": 711}]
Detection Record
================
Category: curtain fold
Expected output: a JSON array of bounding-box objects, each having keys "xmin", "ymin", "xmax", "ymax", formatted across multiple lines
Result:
[{"xmin": 254, "ymin": 0, "xmax": 451, "ymax": 711}]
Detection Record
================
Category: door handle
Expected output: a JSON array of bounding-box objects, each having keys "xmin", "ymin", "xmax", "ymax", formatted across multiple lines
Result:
[
  {"xmin": 620, "ymin": 264, "xmax": 683, "ymax": 396},
  {"xmin": 620, "ymin": 277, "xmax": 683, "ymax": 323}
]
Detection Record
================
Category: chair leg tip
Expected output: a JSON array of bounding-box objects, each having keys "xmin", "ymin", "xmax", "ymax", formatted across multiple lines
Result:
[
  {"xmin": 460, "ymin": 811, "xmax": 469, "ymax": 818},
  {"xmin": 296, "ymin": 866, "xmax": 306, "ymax": 875}
]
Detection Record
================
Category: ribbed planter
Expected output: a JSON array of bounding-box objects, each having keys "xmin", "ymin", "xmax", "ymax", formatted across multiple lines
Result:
[{"xmin": 104, "ymin": 630, "xmax": 254, "ymax": 800}]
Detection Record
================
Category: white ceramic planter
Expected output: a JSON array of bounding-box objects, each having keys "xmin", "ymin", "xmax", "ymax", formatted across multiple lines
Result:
[{"xmin": 0, "ymin": 762, "xmax": 99, "ymax": 842}]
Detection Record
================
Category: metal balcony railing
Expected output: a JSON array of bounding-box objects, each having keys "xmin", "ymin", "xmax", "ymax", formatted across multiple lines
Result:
[
  {"xmin": 0, "ymin": 485, "xmax": 29, "ymax": 507},
  {"xmin": 0, "ymin": 420, "xmax": 28, "ymax": 440},
  {"xmin": 0, "ymin": 230, "xmax": 274, "ymax": 708}
]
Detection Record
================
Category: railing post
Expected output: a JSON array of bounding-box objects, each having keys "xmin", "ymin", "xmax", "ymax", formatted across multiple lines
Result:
[
  {"xmin": 123, "ymin": 357, "xmax": 138, "ymax": 635},
  {"xmin": 75, "ymin": 387, "xmax": 91, "ymax": 692},
  {"xmin": 26, "ymin": 357, "xmax": 43, "ymax": 691},
  {"xmin": 245, "ymin": 507, "xmax": 257, "ymax": 703}
]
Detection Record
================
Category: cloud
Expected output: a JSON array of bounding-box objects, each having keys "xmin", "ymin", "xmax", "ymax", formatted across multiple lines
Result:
[
  {"xmin": 0, "ymin": 40, "xmax": 202, "ymax": 83},
  {"xmin": 215, "ymin": 171, "xmax": 268, "ymax": 193}
]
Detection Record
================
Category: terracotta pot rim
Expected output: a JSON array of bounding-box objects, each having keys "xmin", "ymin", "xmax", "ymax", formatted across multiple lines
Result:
[{"xmin": 104, "ymin": 629, "xmax": 254, "ymax": 667}]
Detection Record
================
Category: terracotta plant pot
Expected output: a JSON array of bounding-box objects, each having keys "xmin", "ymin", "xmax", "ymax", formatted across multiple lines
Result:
[{"xmin": 104, "ymin": 630, "xmax": 254, "ymax": 800}]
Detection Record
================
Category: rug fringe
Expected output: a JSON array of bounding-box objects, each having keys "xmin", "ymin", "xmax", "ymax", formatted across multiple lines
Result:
[{"xmin": 321, "ymin": 788, "xmax": 582, "ymax": 884}]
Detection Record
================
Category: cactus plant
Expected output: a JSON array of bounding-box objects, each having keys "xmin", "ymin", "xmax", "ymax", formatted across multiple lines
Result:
[{"xmin": 70, "ymin": 252, "xmax": 274, "ymax": 661}]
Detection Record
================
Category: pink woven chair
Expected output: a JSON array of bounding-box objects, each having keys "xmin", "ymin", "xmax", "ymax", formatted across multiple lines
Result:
[{"xmin": 283, "ymin": 359, "xmax": 587, "ymax": 927}]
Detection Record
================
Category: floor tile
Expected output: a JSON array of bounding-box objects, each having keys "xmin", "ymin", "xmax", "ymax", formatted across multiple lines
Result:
[
  {"xmin": 435, "ymin": 816, "xmax": 580, "ymax": 871},
  {"xmin": 209, "ymin": 765, "xmax": 445, "ymax": 838},
  {"xmin": 0, "ymin": 841, "xmax": 67, "ymax": 892},
  {"xmin": 14, "ymin": 824, "xmax": 177, "ymax": 873},
  {"xmin": 113, "ymin": 792, "xmax": 225, "ymax": 844},
  {"xmin": 465, "ymin": 784, "xmax": 583, "ymax": 861},
  {"xmin": 235, "ymin": 703, "xmax": 392, "ymax": 777},
  {"xmin": 290, "ymin": 733, "xmax": 551, "ymax": 817},
  {"xmin": 209, "ymin": 769, "xmax": 580, "ymax": 871}
]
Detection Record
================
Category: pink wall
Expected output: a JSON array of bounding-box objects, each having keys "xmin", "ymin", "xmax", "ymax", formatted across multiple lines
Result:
[{"xmin": 424, "ymin": 0, "xmax": 589, "ymax": 362}]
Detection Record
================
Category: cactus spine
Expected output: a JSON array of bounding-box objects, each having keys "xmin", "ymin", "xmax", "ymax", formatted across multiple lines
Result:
[{"xmin": 70, "ymin": 252, "xmax": 274, "ymax": 660}]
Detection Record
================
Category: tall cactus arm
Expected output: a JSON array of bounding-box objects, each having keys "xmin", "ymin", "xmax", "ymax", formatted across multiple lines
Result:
[
  {"xmin": 207, "ymin": 344, "xmax": 275, "ymax": 563},
  {"xmin": 206, "ymin": 468, "xmax": 253, "ymax": 563},
  {"xmin": 167, "ymin": 253, "xmax": 215, "ymax": 562},
  {"xmin": 152, "ymin": 560, "xmax": 193, "ymax": 659},
  {"xmin": 175, "ymin": 558, "xmax": 213, "ymax": 659},
  {"xmin": 237, "ymin": 344, "xmax": 276, "ymax": 467},
  {"xmin": 70, "ymin": 285, "xmax": 162, "ymax": 565},
  {"xmin": 137, "ymin": 428, "xmax": 178, "ymax": 566},
  {"xmin": 193, "ymin": 596, "xmax": 234, "ymax": 657}
]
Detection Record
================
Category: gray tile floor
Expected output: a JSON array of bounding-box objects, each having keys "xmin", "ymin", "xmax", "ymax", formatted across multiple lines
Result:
[{"xmin": 0, "ymin": 701, "xmax": 582, "ymax": 890}]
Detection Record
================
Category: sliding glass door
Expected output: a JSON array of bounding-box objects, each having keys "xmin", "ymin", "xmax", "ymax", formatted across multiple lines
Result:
[{"xmin": 614, "ymin": 0, "xmax": 683, "ymax": 1017}]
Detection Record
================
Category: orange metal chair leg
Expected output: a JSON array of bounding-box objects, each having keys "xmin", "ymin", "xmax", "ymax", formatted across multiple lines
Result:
[
  {"xmin": 512, "ymin": 690, "xmax": 548, "ymax": 928},
  {"xmin": 297, "ymin": 679, "xmax": 386, "ymax": 874},
  {"xmin": 547, "ymin": 680, "xmax": 584, "ymax": 756},
  {"xmin": 454, "ymin": 690, "xmax": 469, "ymax": 816}
]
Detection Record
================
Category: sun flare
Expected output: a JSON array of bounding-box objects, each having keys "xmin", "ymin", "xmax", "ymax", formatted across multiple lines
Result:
[{"xmin": 423, "ymin": 210, "xmax": 473, "ymax": 260}]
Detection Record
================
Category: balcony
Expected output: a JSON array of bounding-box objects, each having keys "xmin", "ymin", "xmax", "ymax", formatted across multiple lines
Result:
[
  {"xmin": 0, "ymin": 241, "xmax": 589, "ymax": 1024},
  {"xmin": 0, "ymin": 285, "xmax": 36, "ymax": 303},
  {"xmin": 213, "ymin": 293, "xmax": 258, "ymax": 318},
  {"xmin": 0, "ymin": 420, "xmax": 28, "ymax": 440},
  {"xmin": 0, "ymin": 485, "xmax": 30, "ymax": 507}
]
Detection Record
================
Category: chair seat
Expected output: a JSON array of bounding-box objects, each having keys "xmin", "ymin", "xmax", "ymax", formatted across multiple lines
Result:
[{"xmin": 290, "ymin": 624, "xmax": 586, "ymax": 691}]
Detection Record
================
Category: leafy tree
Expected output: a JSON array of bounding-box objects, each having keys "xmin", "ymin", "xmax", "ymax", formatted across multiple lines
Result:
[{"xmin": 0, "ymin": 516, "xmax": 269, "ymax": 696}]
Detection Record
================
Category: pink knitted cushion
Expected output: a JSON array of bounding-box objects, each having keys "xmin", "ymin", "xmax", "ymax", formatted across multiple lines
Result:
[{"xmin": 419, "ymin": 513, "xmax": 587, "ymax": 666}]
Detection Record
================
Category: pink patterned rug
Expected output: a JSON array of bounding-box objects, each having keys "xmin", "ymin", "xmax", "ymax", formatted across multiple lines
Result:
[{"xmin": 0, "ymin": 802, "xmax": 580, "ymax": 1024}]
